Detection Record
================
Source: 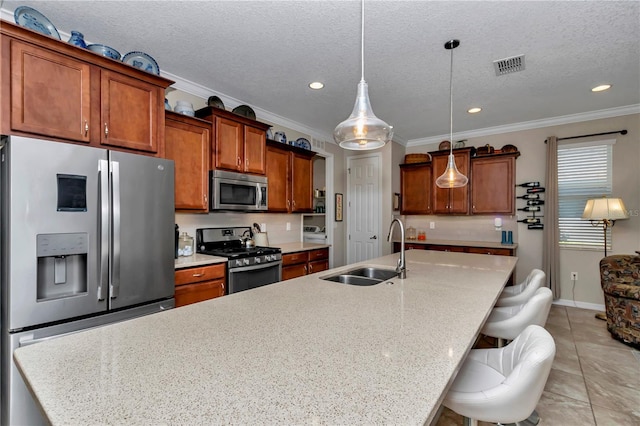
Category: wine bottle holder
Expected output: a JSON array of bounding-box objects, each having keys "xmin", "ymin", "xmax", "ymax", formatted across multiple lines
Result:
[{"xmin": 516, "ymin": 182, "xmax": 544, "ymax": 230}]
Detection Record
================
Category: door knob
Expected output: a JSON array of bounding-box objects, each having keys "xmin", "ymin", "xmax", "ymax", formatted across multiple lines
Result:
[{"xmin": 370, "ymin": 235, "xmax": 377, "ymax": 239}]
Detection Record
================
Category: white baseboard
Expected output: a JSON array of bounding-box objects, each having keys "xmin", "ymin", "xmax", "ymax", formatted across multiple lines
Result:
[{"xmin": 553, "ymin": 299, "xmax": 604, "ymax": 311}]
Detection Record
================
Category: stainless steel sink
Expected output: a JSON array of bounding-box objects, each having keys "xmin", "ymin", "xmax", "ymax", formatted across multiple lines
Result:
[{"xmin": 321, "ymin": 267, "xmax": 399, "ymax": 286}]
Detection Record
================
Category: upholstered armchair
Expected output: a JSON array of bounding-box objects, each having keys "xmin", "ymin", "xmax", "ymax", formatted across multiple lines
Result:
[{"xmin": 600, "ymin": 254, "xmax": 640, "ymax": 347}]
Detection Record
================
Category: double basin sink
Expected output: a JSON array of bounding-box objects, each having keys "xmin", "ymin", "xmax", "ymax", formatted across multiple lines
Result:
[{"xmin": 321, "ymin": 267, "xmax": 399, "ymax": 286}]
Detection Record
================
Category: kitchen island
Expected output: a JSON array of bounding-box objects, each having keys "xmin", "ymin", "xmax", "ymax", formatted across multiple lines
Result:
[{"xmin": 14, "ymin": 250, "xmax": 516, "ymax": 425}]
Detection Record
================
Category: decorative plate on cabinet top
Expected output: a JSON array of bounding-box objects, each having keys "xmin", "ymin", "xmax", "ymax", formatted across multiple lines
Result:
[
  {"xmin": 295, "ymin": 138, "xmax": 311, "ymax": 150},
  {"xmin": 438, "ymin": 140, "xmax": 451, "ymax": 150},
  {"xmin": 207, "ymin": 96, "xmax": 225, "ymax": 110},
  {"xmin": 14, "ymin": 6, "xmax": 60, "ymax": 40},
  {"xmin": 122, "ymin": 51, "xmax": 160, "ymax": 75},
  {"xmin": 232, "ymin": 105, "xmax": 256, "ymax": 120}
]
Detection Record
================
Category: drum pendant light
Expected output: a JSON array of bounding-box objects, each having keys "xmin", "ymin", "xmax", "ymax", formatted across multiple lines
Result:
[
  {"xmin": 435, "ymin": 39, "xmax": 468, "ymax": 188},
  {"xmin": 333, "ymin": 0, "xmax": 393, "ymax": 150}
]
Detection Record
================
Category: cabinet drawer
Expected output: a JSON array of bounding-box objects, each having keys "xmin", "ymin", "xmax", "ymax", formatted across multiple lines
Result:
[
  {"xmin": 175, "ymin": 263, "xmax": 225, "ymax": 285},
  {"xmin": 175, "ymin": 280, "xmax": 225, "ymax": 307},
  {"xmin": 282, "ymin": 252, "xmax": 309, "ymax": 266},
  {"xmin": 308, "ymin": 260, "xmax": 329, "ymax": 274},
  {"xmin": 426, "ymin": 245, "xmax": 466, "ymax": 253},
  {"xmin": 282, "ymin": 264, "xmax": 307, "ymax": 281},
  {"xmin": 308, "ymin": 248, "xmax": 329, "ymax": 261},
  {"xmin": 466, "ymin": 247, "xmax": 513, "ymax": 256}
]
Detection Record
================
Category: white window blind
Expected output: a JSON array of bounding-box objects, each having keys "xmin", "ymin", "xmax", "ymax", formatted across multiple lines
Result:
[{"xmin": 557, "ymin": 142, "xmax": 613, "ymax": 250}]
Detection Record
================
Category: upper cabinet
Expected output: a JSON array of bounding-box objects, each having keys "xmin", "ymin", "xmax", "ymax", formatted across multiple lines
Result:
[
  {"xmin": 165, "ymin": 112, "xmax": 211, "ymax": 212},
  {"xmin": 470, "ymin": 152, "xmax": 520, "ymax": 215},
  {"xmin": 431, "ymin": 148, "xmax": 472, "ymax": 214},
  {"xmin": 195, "ymin": 106, "xmax": 270, "ymax": 175},
  {"xmin": 400, "ymin": 162, "xmax": 432, "ymax": 214},
  {"xmin": 1, "ymin": 22, "xmax": 173, "ymax": 156},
  {"xmin": 266, "ymin": 140, "xmax": 314, "ymax": 213}
]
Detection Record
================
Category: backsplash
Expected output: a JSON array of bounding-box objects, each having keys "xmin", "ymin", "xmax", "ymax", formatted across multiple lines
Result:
[
  {"xmin": 398, "ymin": 215, "xmax": 518, "ymax": 244},
  {"xmin": 175, "ymin": 212, "xmax": 304, "ymax": 245}
]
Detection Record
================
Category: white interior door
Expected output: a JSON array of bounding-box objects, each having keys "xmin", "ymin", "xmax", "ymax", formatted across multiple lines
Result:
[{"xmin": 347, "ymin": 154, "xmax": 381, "ymax": 264}]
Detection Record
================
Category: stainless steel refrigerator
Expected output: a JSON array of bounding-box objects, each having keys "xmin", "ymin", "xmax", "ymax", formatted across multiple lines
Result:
[{"xmin": 0, "ymin": 135, "xmax": 176, "ymax": 425}]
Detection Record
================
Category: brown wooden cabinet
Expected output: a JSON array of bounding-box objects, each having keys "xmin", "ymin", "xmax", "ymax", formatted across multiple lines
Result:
[
  {"xmin": 431, "ymin": 148, "xmax": 472, "ymax": 214},
  {"xmin": 470, "ymin": 153, "xmax": 519, "ymax": 215},
  {"xmin": 195, "ymin": 106, "xmax": 270, "ymax": 175},
  {"xmin": 266, "ymin": 140, "xmax": 314, "ymax": 213},
  {"xmin": 174, "ymin": 263, "xmax": 226, "ymax": 307},
  {"xmin": 165, "ymin": 112, "xmax": 211, "ymax": 212},
  {"xmin": 400, "ymin": 162, "xmax": 432, "ymax": 214},
  {"xmin": 1, "ymin": 22, "xmax": 172, "ymax": 155},
  {"xmin": 282, "ymin": 248, "xmax": 329, "ymax": 281}
]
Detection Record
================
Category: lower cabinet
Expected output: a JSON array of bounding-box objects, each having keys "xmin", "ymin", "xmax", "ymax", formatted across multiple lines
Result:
[
  {"xmin": 282, "ymin": 248, "xmax": 329, "ymax": 281},
  {"xmin": 174, "ymin": 263, "xmax": 226, "ymax": 307}
]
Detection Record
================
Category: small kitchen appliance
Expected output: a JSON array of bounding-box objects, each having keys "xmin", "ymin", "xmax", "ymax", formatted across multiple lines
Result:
[
  {"xmin": 209, "ymin": 170, "xmax": 268, "ymax": 211},
  {"xmin": 196, "ymin": 227, "xmax": 282, "ymax": 294}
]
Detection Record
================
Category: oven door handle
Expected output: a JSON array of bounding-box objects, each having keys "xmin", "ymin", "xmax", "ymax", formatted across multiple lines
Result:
[{"xmin": 228, "ymin": 260, "xmax": 282, "ymax": 274}]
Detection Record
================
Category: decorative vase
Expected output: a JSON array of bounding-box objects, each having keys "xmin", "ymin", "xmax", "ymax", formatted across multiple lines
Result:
[{"xmin": 67, "ymin": 31, "xmax": 87, "ymax": 48}]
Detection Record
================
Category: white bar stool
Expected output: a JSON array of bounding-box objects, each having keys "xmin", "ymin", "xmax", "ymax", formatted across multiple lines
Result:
[
  {"xmin": 443, "ymin": 325, "xmax": 556, "ymax": 426},
  {"xmin": 496, "ymin": 269, "xmax": 545, "ymax": 307}
]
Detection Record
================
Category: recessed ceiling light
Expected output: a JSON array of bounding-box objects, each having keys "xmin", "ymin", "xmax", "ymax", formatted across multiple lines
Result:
[
  {"xmin": 467, "ymin": 107, "xmax": 482, "ymax": 114},
  {"xmin": 309, "ymin": 82, "xmax": 324, "ymax": 90},
  {"xmin": 592, "ymin": 84, "xmax": 611, "ymax": 92}
]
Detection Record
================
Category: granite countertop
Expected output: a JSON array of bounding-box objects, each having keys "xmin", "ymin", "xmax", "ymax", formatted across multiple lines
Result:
[
  {"xmin": 15, "ymin": 250, "xmax": 516, "ymax": 425},
  {"xmin": 274, "ymin": 241, "xmax": 331, "ymax": 254},
  {"xmin": 174, "ymin": 253, "xmax": 227, "ymax": 269},
  {"xmin": 395, "ymin": 238, "xmax": 518, "ymax": 250}
]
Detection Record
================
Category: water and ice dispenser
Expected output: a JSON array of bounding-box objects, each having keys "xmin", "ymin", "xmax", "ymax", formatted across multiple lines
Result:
[{"xmin": 36, "ymin": 233, "xmax": 88, "ymax": 301}]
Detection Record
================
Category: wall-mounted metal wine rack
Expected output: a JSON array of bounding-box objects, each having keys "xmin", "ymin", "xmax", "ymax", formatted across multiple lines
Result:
[{"xmin": 515, "ymin": 182, "xmax": 544, "ymax": 230}]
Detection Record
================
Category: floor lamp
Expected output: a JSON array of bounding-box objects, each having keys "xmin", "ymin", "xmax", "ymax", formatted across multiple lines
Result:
[{"xmin": 582, "ymin": 196, "xmax": 629, "ymax": 320}]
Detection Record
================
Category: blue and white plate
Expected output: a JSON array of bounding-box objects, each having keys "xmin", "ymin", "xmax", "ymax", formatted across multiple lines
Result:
[
  {"xmin": 14, "ymin": 6, "xmax": 60, "ymax": 40},
  {"xmin": 296, "ymin": 138, "xmax": 311, "ymax": 150},
  {"xmin": 122, "ymin": 51, "xmax": 160, "ymax": 75}
]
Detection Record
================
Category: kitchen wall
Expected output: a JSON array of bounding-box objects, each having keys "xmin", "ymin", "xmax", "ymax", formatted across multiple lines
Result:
[{"xmin": 405, "ymin": 113, "xmax": 640, "ymax": 308}]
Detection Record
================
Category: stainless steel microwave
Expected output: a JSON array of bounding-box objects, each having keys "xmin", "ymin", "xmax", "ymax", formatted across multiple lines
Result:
[{"xmin": 210, "ymin": 170, "xmax": 268, "ymax": 211}]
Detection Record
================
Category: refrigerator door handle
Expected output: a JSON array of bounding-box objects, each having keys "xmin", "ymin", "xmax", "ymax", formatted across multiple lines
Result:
[
  {"xmin": 98, "ymin": 159, "xmax": 109, "ymax": 301},
  {"xmin": 110, "ymin": 160, "xmax": 121, "ymax": 299}
]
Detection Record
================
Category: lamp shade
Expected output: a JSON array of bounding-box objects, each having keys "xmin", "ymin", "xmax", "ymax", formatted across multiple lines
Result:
[
  {"xmin": 333, "ymin": 80, "xmax": 393, "ymax": 150},
  {"xmin": 582, "ymin": 197, "xmax": 629, "ymax": 220}
]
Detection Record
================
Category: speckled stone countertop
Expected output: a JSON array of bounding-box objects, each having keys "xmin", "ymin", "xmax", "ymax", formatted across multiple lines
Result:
[
  {"xmin": 174, "ymin": 253, "xmax": 226, "ymax": 269},
  {"xmin": 274, "ymin": 241, "xmax": 331, "ymax": 253},
  {"xmin": 395, "ymin": 238, "xmax": 518, "ymax": 250},
  {"xmin": 14, "ymin": 250, "xmax": 516, "ymax": 425}
]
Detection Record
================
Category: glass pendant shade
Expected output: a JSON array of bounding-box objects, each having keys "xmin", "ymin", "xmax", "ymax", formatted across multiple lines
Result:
[
  {"xmin": 435, "ymin": 39, "xmax": 468, "ymax": 188},
  {"xmin": 435, "ymin": 154, "xmax": 468, "ymax": 188},
  {"xmin": 333, "ymin": 80, "xmax": 393, "ymax": 150}
]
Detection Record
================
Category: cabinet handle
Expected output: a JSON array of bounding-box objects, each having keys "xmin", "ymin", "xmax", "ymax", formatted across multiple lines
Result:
[
  {"xmin": 309, "ymin": 264, "xmax": 313, "ymax": 273},
  {"xmin": 304, "ymin": 265, "xmax": 308, "ymax": 274},
  {"xmin": 292, "ymin": 200, "xmax": 296, "ymax": 208},
  {"xmin": 104, "ymin": 123, "xmax": 109, "ymax": 137},
  {"xmin": 237, "ymin": 157, "xmax": 241, "ymax": 168},
  {"xmin": 84, "ymin": 120, "xmax": 89, "ymax": 136},
  {"xmin": 287, "ymin": 200, "xmax": 290, "ymax": 208},
  {"xmin": 192, "ymin": 273, "xmax": 204, "ymax": 277}
]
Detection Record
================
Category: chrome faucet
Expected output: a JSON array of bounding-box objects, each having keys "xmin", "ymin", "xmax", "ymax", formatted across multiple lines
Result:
[{"xmin": 387, "ymin": 218, "xmax": 407, "ymax": 279}]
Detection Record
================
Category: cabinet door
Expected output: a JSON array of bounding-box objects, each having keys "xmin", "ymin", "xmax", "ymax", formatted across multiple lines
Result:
[
  {"xmin": 282, "ymin": 264, "xmax": 307, "ymax": 281},
  {"xmin": 10, "ymin": 40, "xmax": 91, "ymax": 142},
  {"xmin": 244, "ymin": 125, "xmax": 266, "ymax": 175},
  {"xmin": 471, "ymin": 156, "xmax": 515, "ymax": 214},
  {"xmin": 165, "ymin": 115, "xmax": 210, "ymax": 211},
  {"xmin": 100, "ymin": 70, "xmax": 161, "ymax": 153},
  {"xmin": 214, "ymin": 116, "xmax": 243, "ymax": 171},
  {"xmin": 431, "ymin": 154, "xmax": 451, "ymax": 214},
  {"xmin": 308, "ymin": 260, "xmax": 329, "ymax": 274},
  {"xmin": 175, "ymin": 280, "xmax": 225, "ymax": 307},
  {"xmin": 431, "ymin": 151, "xmax": 469, "ymax": 214},
  {"xmin": 266, "ymin": 145, "xmax": 291, "ymax": 212},
  {"xmin": 400, "ymin": 164, "xmax": 432, "ymax": 214},
  {"xmin": 291, "ymin": 153, "xmax": 313, "ymax": 212}
]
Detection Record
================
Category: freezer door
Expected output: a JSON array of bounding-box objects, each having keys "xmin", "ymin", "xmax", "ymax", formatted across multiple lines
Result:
[
  {"xmin": 2, "ymin": 137, "xmax": 108, "ymax": 331},
  {"xmin": 108, "ymin": 151, "xmax": 174, "ymax": 309}
]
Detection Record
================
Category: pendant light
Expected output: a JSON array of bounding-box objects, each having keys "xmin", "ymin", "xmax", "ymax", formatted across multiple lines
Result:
[
  {"xmin": 435, "ymin": 39, "xmax": 468, "ymax": 188},
  {"xmin": 333, "ymin": 0, "xmax": 393, "ymax": 150}
]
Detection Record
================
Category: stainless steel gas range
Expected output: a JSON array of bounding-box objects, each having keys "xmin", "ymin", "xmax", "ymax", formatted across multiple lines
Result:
[{"xmin": 196, "ymin": 227, "xmax": 282, "ymax": 294}]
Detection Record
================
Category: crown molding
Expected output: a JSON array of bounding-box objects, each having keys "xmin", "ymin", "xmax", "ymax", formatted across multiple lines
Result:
[
  {"xmin": 161, "ymin": 70, "xmax": 334, "ymax": 143},
  {"xmin": 406, "ymin": 104, "xmax": 640, "ymax": 147}
]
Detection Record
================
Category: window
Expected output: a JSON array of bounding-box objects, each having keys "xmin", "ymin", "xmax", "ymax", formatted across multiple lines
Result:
[{"xmin": 557, "ymin": 140, "xmax": 614, "ymax": 250}]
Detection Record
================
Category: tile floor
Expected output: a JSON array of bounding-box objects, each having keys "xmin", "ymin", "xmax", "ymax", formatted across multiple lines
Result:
[{"xmin": 435, "ymin": 305, "xmax": 640, "ymax": 425}]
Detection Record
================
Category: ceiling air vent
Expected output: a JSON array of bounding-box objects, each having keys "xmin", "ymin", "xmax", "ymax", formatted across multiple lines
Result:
[{"xmin": 493, "ymin": 54, "xmax": 525, "ymax": 76}]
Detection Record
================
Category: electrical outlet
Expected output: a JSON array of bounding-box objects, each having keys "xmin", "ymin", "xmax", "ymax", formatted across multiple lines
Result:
[
  {"xmin": 430, "ymin": 222, "xmax": 435, "ymax": 229},
  {"xmin": 570, "ymin": 272, "xmax": 578, "ymax": 280},
  {"xmin": 286, "ymin": 222, "xmax": 291, "ymax": 231},
  {"xmin": 260, "ymin": 223, "xmax": 266, "ymax": 232}
]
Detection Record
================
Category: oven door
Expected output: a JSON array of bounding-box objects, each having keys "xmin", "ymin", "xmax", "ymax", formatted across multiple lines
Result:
[{"xmin": 227, "ymin": 261, "xmax": 282, "ymax": 294}]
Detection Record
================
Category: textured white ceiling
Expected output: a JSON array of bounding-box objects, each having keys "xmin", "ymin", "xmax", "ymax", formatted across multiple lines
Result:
[{"xmin": 4, "ymin": 0, "xmax": 639, "ymax": 144}]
